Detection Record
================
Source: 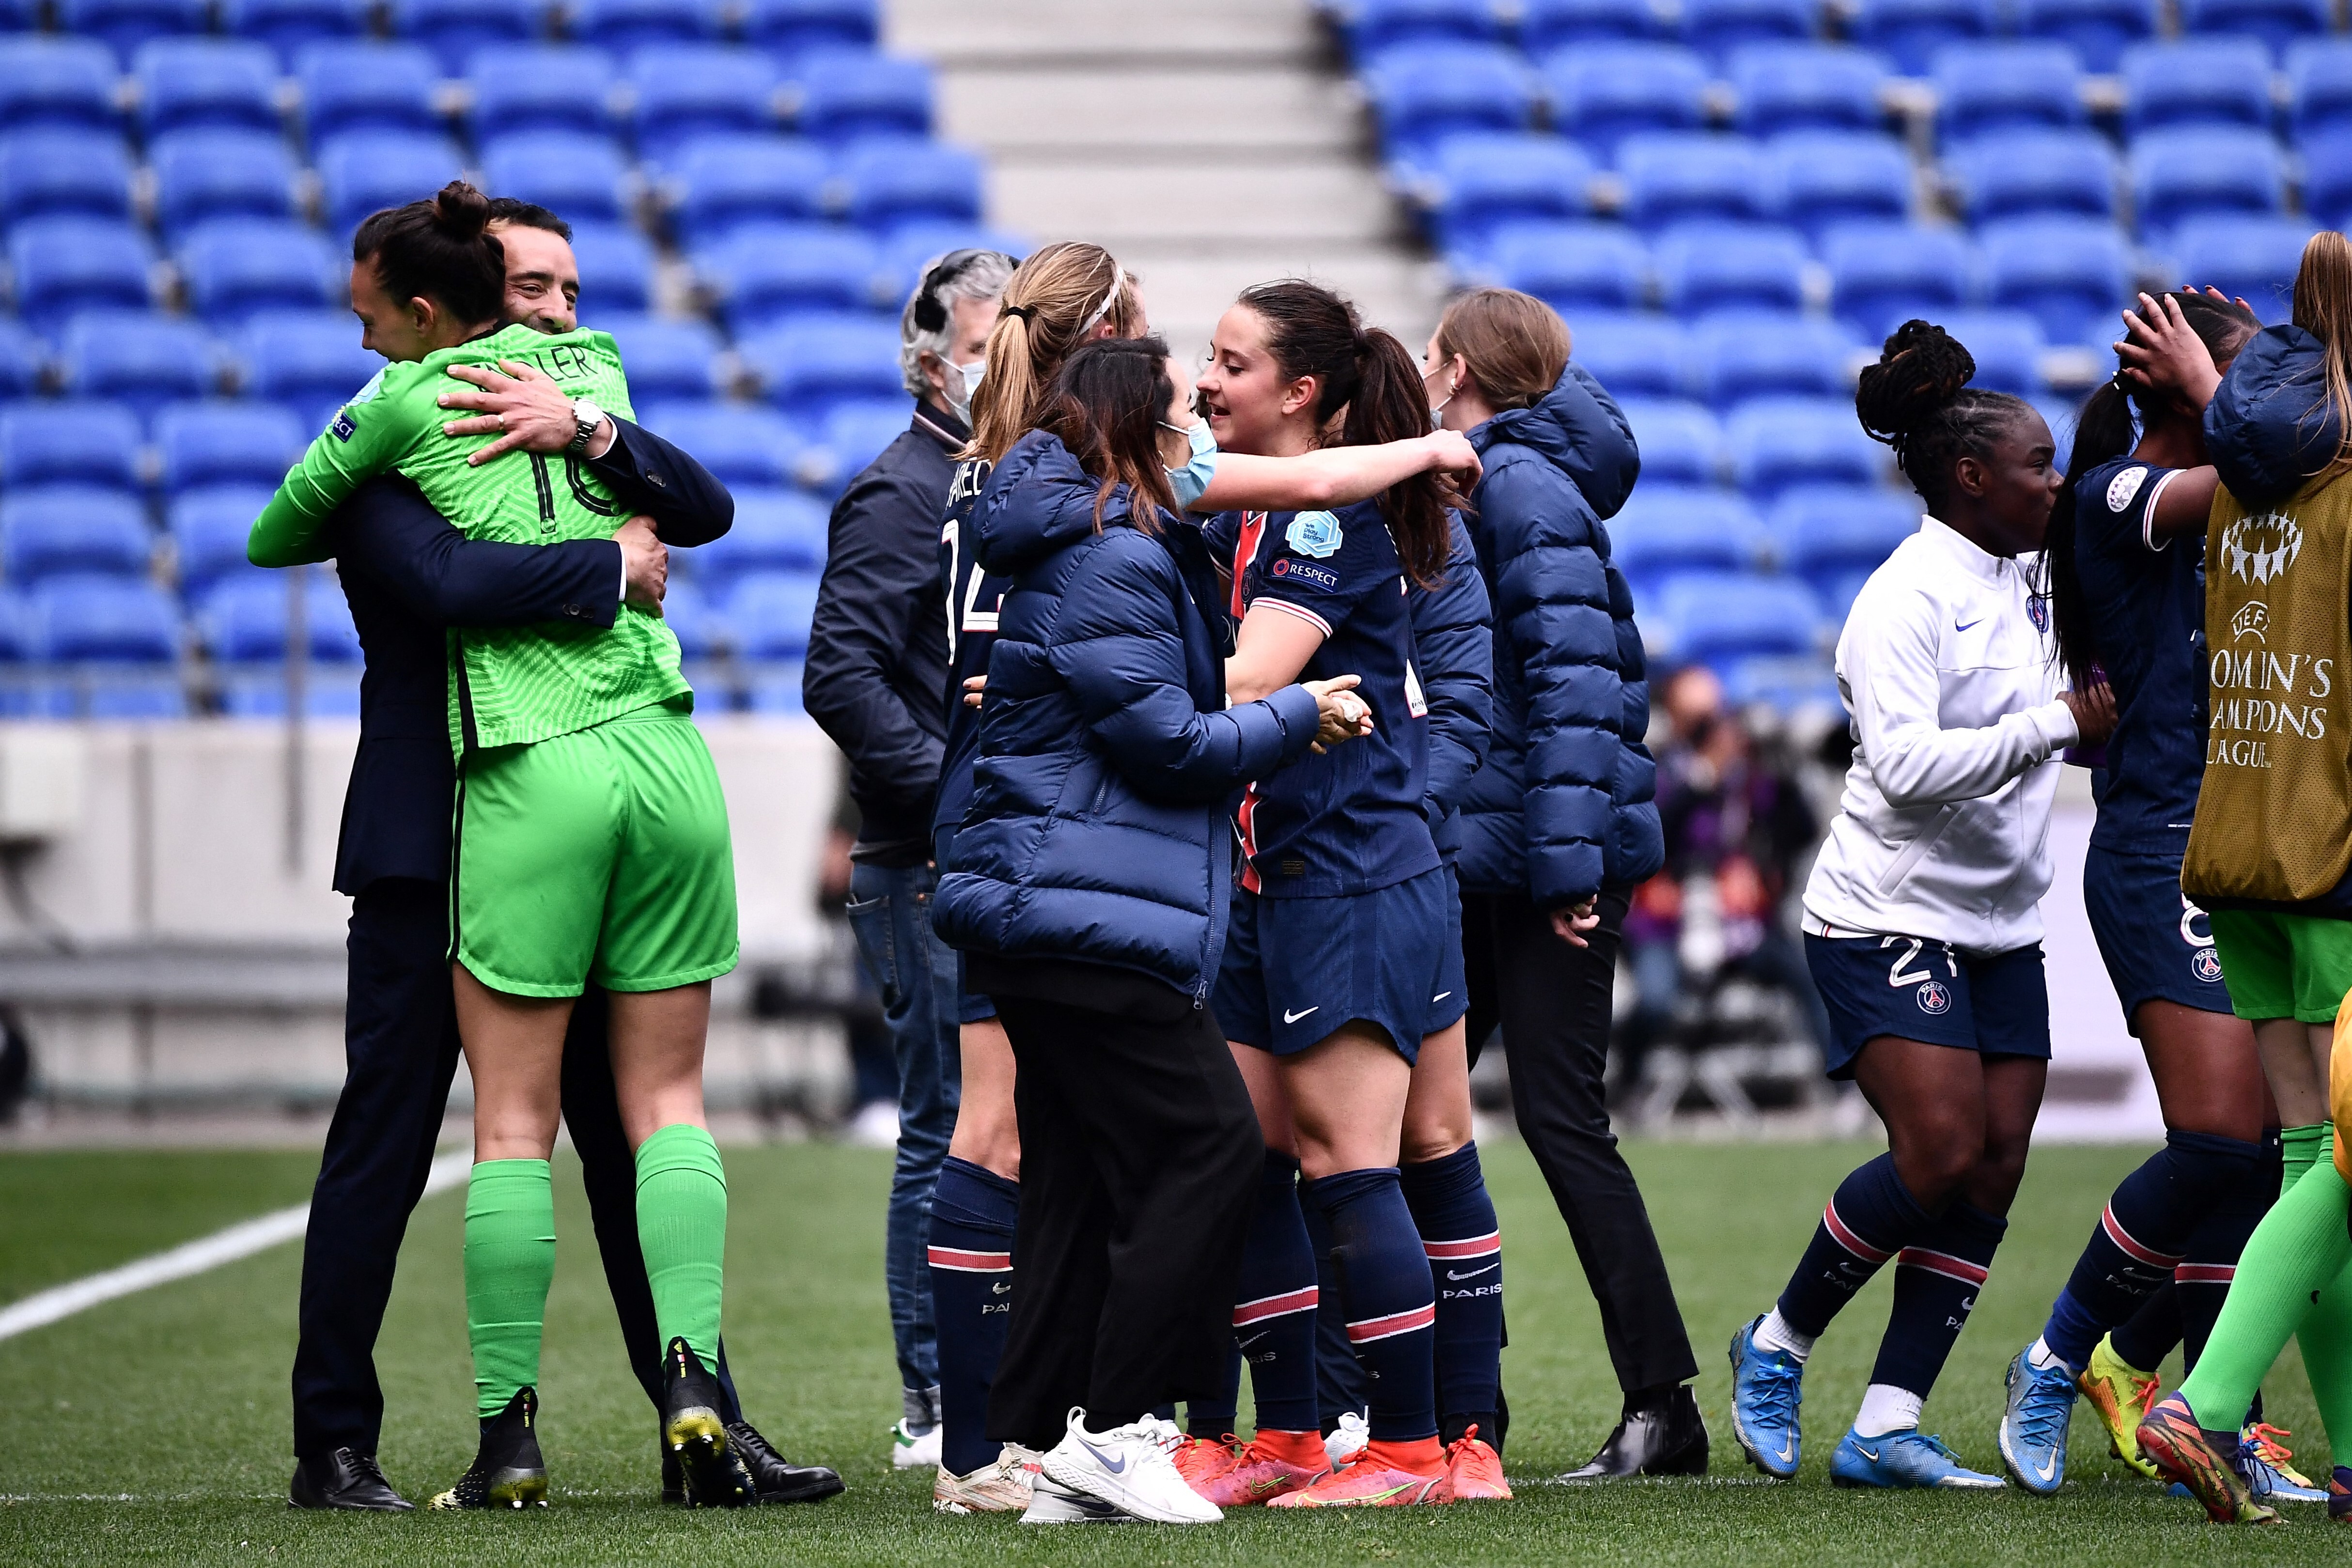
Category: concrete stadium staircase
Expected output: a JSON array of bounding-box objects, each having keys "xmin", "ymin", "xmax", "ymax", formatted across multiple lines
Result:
[{"xmin": 884, "ymin": 0, "xmax": 1447, "ymax": 361}]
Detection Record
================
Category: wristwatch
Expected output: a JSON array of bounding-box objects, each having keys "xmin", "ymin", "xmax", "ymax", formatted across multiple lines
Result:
[{"xmin": 567, "ymin": 397, "xmax": 605, "ymax": 455}]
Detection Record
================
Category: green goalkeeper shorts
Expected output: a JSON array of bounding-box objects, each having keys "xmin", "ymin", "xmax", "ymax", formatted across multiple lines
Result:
[
  {"xmin": 2209, "ymin": 908, "xmax": 2352, "ymax": 1025},
  {"xmin": 451, "ymin": 700, "xmax": 738, "ymax": 997}
]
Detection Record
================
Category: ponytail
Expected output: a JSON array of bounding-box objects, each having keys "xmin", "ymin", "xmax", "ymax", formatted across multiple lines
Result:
[
  {"xmin": 2293, "ymin": 229, "xmax": 2352, "ymax": 474},
  {"xmin": 964, "ymin": 241, "xmax": 1144, "ymax": 464},
  {"xmin": 351, "ymin": 178, "xmax": 505, "ymax": 327}
]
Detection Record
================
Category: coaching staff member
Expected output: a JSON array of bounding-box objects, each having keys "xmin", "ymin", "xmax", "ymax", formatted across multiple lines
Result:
[{"xmin": 289, "ymin": 200, "xmax": 838, "ymax": 1510}]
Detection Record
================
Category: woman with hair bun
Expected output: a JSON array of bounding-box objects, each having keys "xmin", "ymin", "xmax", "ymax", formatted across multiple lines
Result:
[{"xmin": 1725, "ymin": 319, "xmax": 2114, "ymax": 1492}]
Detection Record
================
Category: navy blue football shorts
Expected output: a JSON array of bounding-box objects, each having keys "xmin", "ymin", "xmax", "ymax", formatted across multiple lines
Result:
[
  {"xmin": 1429, "ymin": 865, "xmax": 1470, "ymax": 1038},
  {"xmin": 1803, "ymin": 926, "xmax": 2051, "ymax": 1080},
  {"xmin": 2083, "ymin": 843, "xmax": 2231, "ymax": 1033},
  {"xmin": 1215, "ymin": 866, "xmax": 1450, "ymax": 1064},
  {"xmin": 934, "ymin": 823, "xmax": 997, "ymax": 1025}
]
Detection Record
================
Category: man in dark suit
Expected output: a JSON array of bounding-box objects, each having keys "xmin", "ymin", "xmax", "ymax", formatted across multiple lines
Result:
[{"xmin": 288, "ymin": 201, "xmax": 840, "ymax": 1511}]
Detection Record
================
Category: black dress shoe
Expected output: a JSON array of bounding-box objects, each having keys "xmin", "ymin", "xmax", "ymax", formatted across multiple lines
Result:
[
  {"xmin": 1560, "ymin": 1384, "xmax": 1711, "ymax": 1480},
  {"xmin": 289, "ymin": 1447, "xmax": 414, "ymax": 1511},
  {"xmin": 661, "ymin": 1421, "xmax": 845, "ymax": 1505}
]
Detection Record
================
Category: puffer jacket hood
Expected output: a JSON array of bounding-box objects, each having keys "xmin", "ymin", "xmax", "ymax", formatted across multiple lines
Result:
[
  {"xmin": 2208, "ymin": 324, "xmax": 2350, "ymax": 511},
  {"xmin": 972, "ymin": 425, "xmax": 1138, "ymax": 572},
  {"xmin": 1470, "ymin": 362, "xmax": 1640, "ymax": 522}
]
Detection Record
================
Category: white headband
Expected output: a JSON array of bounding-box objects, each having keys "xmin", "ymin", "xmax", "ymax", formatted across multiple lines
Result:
[{"xmin": 1077, "ymin": 263, "xmax": 1126, "ymax": 336}]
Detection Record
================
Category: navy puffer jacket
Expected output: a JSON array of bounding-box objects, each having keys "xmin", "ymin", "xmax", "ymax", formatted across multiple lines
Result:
[
  {"xmin": 1457, "ymin": 364, "xmax": 1665, "ymax": 907},
  {"xmin": 2207, "ymin": 324, "xmax": 2349, "ymax": 510},
  {"xmin": 933, "ymin": 430, "xmax": 1325, "ymax": 1001}
]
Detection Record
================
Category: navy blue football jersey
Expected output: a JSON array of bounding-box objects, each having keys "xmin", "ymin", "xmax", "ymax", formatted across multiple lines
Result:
[{"xmin": 934, "ymin": 455, "xmax": 1004, "ymax": 846}]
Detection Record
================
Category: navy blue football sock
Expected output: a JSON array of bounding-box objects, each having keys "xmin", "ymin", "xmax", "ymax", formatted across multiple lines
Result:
[
  {"xmin": 1306, "ymin": 1167, "xmax": 1437, "ymax": 1444},
  {"xmin": 2109, "ymin": 1281, "xmax": 2182, "ymax": 1376},
  {"xmin": 1303, "ymin": 1186, "xmax": 1368, "ymax": 1428},
  {"xmin": 1233, "ymin": 1150, "xmax": 1321, "ymax": 1433},
  {"xmin": 1869, "ymin": 1200, "xmax": 2006, "ymax": 1398},
  {"xmin": 1775, "ymin": 1153, "xmax": 1933, "ymax": 1338},
  {"xmin": 1401, "ymin": 1143, "xmax": 1502, "ymax": 1450},
  {"xmin": 2175, "ymin": 1127, "xmax": 2280, "ymax": 1376},
  {"xmin": 1187, "ymin": 1341, "xmax": 1242, "ymax": 1440},
  {"xmin": 2040, "ymin": 1130, "xmax": 2261, "ymax": 1370},
  {"xmin": 926, "ymin": 1156, "xmax": 1018, "ymax": 1476}
]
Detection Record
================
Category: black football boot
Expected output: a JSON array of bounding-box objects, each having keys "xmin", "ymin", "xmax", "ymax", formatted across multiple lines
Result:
[
  {"xmin": 662, "ymin": 1338, "xmax": 756, "ymax": 1507},
  {"xmin": 428, "ymin": 1386, "xmax": 549, "ymax": 1510}
]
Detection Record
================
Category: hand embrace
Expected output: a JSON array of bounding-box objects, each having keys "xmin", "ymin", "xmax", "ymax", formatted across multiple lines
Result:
[
  {"xmin": 1304, "ymin": 673, "xmax": 1374, "ymax": 754},
  {"xmin": 2063, "ymin": 679, "xmax": 2118, "ymax": 748},
  {"xmin": 614, "ymin": 516, "xmax": 666, "ymax": 613},
  {"xmin": 439, "ymin": 360, "xmax": 609, "ymax": 465},
  {"xmin": 1422, "ymin": 429, "xmax": 1482, "ymax": 487}
]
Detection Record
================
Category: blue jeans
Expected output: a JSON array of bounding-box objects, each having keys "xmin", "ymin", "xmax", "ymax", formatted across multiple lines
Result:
[{"xmin": 846, "ymin": 858, "xmax": 963, "ymax": 1396}]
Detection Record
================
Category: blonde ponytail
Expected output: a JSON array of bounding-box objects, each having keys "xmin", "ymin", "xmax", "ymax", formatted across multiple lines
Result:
[
  {"xmin": 2293, "ymin": 229, "xmax": 2352, "ymax": 472},
  {"xmin": 963, "ymin": 240, "xmax": 1144, "ymax": 463}
]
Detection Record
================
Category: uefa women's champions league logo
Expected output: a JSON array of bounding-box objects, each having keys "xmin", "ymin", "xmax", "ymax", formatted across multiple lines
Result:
[{"xmin": 2222, "ymin": 512, "xmax": 2304, "ymax": 586}]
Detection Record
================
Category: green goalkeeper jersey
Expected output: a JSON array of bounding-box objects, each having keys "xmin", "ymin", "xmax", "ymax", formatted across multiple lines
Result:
[{"xmin": 247, "ymin": 323, "xmax": 687, "ymax": 756}]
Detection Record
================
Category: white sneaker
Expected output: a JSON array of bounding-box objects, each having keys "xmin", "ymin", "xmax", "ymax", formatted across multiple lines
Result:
[
  {"xmin": 935, "ymin": 1444, "xmax": 1042, "ymax": 1514},
  {"xmin": 1039, "ymin": 1407, "xmax": 1223, "ymax": 1525},
  {"xmin": 1019, "ymin": 1472, "xmax": 1132, "ymax": 1523},
  {"xmin": 1325, "ymin": 1411, "xmax": 1369, "ymax": 1469},
  {"xmin": 890, "ymin": 1418, "xmax": 942, "ymax": 1470}
]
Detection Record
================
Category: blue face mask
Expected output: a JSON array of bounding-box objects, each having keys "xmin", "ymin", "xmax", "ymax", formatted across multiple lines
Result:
[{"xmin": 1160, "ymin": 417, "xmax": 1218, "ymax": 511}]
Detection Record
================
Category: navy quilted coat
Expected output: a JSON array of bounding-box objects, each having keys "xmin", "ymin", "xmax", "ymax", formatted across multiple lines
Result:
[
  {"xmin": 932, "ymin": 430, "xmax": 1325, "ymax": 1001},
  {"xmin": 1415, "ymin": 515, "xmax": 1495, "ymax": 863},
  {"xmin": 1457, "ymin": 364, "xmax": 1666, "ymax": 907},
  {"xmin": 2206, "ymin": 324, "xmax": 2348, "ymax": 511}
]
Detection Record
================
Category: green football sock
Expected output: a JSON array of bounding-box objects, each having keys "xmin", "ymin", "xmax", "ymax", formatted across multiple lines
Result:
[
  {"xmin": 635, "ymin": 1122, "xmax": 727, "ymax": 1369},
  {"xmin": 2283, "ymin": 1122, "xmax": 2330, "ymax": 1189},
  {"xmin": 2180, "ymin": 1155, "xmax": 2352, "ymax": 1438},
  {"xmin": 465, "ymin": 1158, "xmax": 557, "ymax": 1421}
]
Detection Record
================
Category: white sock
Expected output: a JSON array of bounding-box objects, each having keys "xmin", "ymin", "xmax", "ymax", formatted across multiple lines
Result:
[
  {"xmin": 1853, "ymin": 1383, "xmax": 1924, "ymax": 1438},
  {"xmin": 1752, "ymin": 1307, "xmax": 1816, "ymax": 1363},
  {"xmin": 2025, "ymin": 1336, "xmax": 2072, "ymax": 1375}
]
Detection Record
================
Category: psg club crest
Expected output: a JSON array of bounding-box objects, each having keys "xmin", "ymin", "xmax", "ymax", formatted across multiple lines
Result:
[
  {"xmin": 1916, "ymin": 980, "xmax": 1952, "ymax": 1015},
  {"xmin": 2026, "ymin": 596, "xmax": 2049, "ymax": 634},
  {"xmin": 2192, "ymin": 947, "xmax": 2224, "ymax": 984}
]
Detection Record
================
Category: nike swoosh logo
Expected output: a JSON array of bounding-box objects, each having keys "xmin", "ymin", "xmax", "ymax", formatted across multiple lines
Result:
[
  {"xmin": 1238, "ymin": 1332, "xmax": 1270, "ymax": 1349},
  {"xmin": 1432, "ymin": 991, "xmax": 1452, "ymax": 1002},
  {"xmin": 1955, "ymin": 618, "xmax": 1983, "ymax": 632},
  {"xmin": 1446, "ymin": 1263, "xmax": 1499, "ymax": 1281},
  {"xmin": 1856, "ymin": 1446, "xmax": 1879, "ymax": 1462},
  {"xmin": 1077, "ymin": 1439, "xmax": 1126, "ymax": 1475},
  {"xmin": 1282, "ymin": 1006, "xmax": 1319, "ymax": 1024}
]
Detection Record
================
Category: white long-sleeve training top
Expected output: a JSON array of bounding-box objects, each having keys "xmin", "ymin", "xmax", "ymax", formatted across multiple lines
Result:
[{"xmin": 1802, "ymin": 515, "xmax": 2080, "ymax": 953}]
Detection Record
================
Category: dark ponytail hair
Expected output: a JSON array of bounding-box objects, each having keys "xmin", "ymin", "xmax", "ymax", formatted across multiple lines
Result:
[
  {"xmin": 352, "ymin": 179, "xmax": 506, "ymax": 328},
  {"xmin": 1235, "ymin": 279, "xmax": 1451, "ymax": 587},
  {"xmin": 1855, "ymin": 320, "xmax": 2036, "ymax": 522},
  {"xmin": 2043, "ymin": 290, "xmax": 2261, "ymax": 689},
  {"xmin": 1036, "ymin": 335, "xmax": 1179, "ymax": 532}
]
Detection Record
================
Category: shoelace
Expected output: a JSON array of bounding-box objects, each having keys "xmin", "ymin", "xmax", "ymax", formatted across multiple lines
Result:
[
  {"xmin": 1442, "ymin": 1423, "xmax": 1489, "ymax": 1467},
  {"xmin": 348, "ymin": 1452, "xmax": 394, "ymax": 1489},
  {"xmin": 2013, "ymin": 1365, "xmax": 2076, "ymax": 1452},
  {"xmin": 2246, "ymin": 1422, "xmax": 2297, "ymax": 1466},
  {"xmin": 1745, "ymin": 1352, "xmax": 1802, "ymax": 1430},
  {"xmin": 1914, "ymin": 1432, "xmax": 1965, "ymax": 1465}
]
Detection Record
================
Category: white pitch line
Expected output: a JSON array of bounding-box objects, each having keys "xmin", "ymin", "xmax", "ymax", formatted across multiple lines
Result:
[{"xmin": 0, "ymin": 1149, "xmax": 471, "ymax": 1343}]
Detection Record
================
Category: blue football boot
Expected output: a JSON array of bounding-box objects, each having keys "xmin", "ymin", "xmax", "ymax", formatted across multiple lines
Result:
[
  {"xmin": 1996, "ymin": 1347, "xmax": 2078, "ymax": 1495},
  {"xmin": 1729, "ymin": 1316, "xmax": 1804, "ymax": 1479},
  {"xmin": 1830, "ymin": 1427, "xmax": 2006, "ymax": 1490}
]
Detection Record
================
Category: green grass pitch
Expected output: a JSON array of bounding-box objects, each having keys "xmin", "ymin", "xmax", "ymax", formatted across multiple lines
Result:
[{"xmin": 0, "ymin": 1138, "xmax": 2338, "ymax": 1564}]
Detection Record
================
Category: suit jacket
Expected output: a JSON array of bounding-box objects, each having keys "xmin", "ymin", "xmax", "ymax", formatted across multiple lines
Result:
[{"xmin": 328, "ymin": 417, "xmax": 733, "ymax": 896}]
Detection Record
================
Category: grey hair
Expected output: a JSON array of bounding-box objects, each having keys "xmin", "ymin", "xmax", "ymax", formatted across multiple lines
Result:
[{"xmin": 899, "ymin": 248, "xmax": 1018, "ymax": 397}]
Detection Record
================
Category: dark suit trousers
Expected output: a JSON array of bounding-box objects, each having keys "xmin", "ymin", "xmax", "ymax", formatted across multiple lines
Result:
[
  {"xmin": 1462, "ymin": 886, "xmax": 1700, "ymax": 1398},
  {"xmin": 291, "ymin": 878, "xmax": 740, "ymax": 1459}
]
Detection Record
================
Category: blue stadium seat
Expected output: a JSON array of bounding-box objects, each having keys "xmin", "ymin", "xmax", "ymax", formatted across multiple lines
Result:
[
  {"xmin": 1488, "ymin": 221, "xmax": 1649, "ymax": 311},
  {"xmin": 0, "ymin": 131, "xmax": 132, "ymax": 228},
  {"xmin": 2, "ymin": 488, "xmax": 152, "ymax": 584},
  {"xmin": 316, "ymin": 131, "xmax": 465, "ymax": 234},
  {"xmin": 653, "ymin": 576, "xmax": 729, "ymax": 658},
  {"xmin": 841, "ymin": 140, "xmax": 983, "ymax": 235},
  {"xmin": 2304, "ymin": 126, "xmax": 2352, "ymax": 229},
  {"xmin": 0, "ymin": 588, "xmax": 28, "ymax": 663},
  {"xmin": 1980, "ymin": 216, "xmax": 2130, "ymax": 342},
  {"xmin": 1654, "ymin": 223, "xmax": 1808, "ymax": 316},
  {"xmin": 592, "ymin": 313, "xmax": 721, "ymax": 401},
  {"xmin": 742, "ymin": 662, "xmax": 804, "ymax": 713},
  {"xmin": 1365, "ymin": 45, "xmax": 1536, "ymax": 166},
  {"xmin": 1731, "ymin": 45, "xmax": 1885, "ymax": 137},
  {"xmin": 571, "ymin": 0, "xmax": 710, "ymax": 56},
  {"xmin": 738, "ymin": 0, "xmax": 879, "ymax": 58},
  {"xmin": 469, "ymin": 45, "xmax": 616, "ymax": 137},
  {"xmin": 34, "ymin": 575, "xmax": 181, "ymax": 662},
  {"xmin": 0, "ymin": 320, "xmax": 46, "ymax": 399},
  {"xmin": 219, "ymin": 664, "xmax": 360, "ymax": 718},
  {"xmin": 1847, "ymin": 0, "xmax": 1994, "ymax": 76},
  {"xmin": 177, "ymin": 217, "xmax": 341, "ymax": 322},
  {"xmin": 698, "ymin": 484, "xmax": 826, "ymax": 575},
  {"xmin": 1426, "ymin": 134, "xmax": 1593, "ymax": 253},
  {"xmin": 0, "ymin": 400, "xmax": 140, "ymax": 491},
  {"xmin": 239, "ymin": 310, "xmax": 380, "ymax": 433},
  {"xmin": 815, "ymin": 398, "xmax": 910, "ymax": 486},
  {"xmin": 1346, "ymin": 0, "xmax": 1504, "ymax": 58},
  {"xmin": 2129, "ymin": 125, "xmax": 2284, "ymax": 238},
  {"xmin": 738, "ymin": 316, "xmax": 904, "ymax": 423},
  {"xmin": 2122, "ymin": 40, "xmax": 2275, "ymax": 134},
  {"xmin": 1728, "ymin": 397, "xmax": 1885, "ymax": 496},
  {"xmin": 219, "ymin": 0, "xmax": 369, "ymax": 69},
  {"xmin": 2290, "ymin": 38, "xmax": 2352, "ymax": 138},
  {"xmin": 701, "ymin": 224, "xmax": 886, "ymax": 328},
  {"xmin": 135, "ymin": 39, "xmax": 282, "ymax": 140},
  {"xmin": 1618, "ymin": 133, "xmax": 1769, "ymax": 229},
  {"xmin": 1927, "ymin": 308, "xmax": 2049, "ymax": 393},
  {"xmin": 568, "ymin": 220, "xmax": 656, "ymax": 313},
  {"xmin": 1564, "ymin": 313, "xmax": 1688, "ymax": 398},
  {"xmin": 2014, "ymin": 0, "xmax": 2155, "ymax": 73},
  {"xmin": 1823, "ymin": 221, "xmax": 1972, "ymax": 339},
  {"xmin": 60, "ymin": 311, "xmax": 222, "ymax": 417},
  {"xmin": 388, "ymin": 0, "xmax": 543, "ymax": 75},
  {"xmin": 1610, "ymin": 486, "xmax": 1765, "ymax": 586},
  {"xmin": 1945, "ymin": 128, "xmax": 2118, "ymax": 222},
  {"xmin": 169, "ymin": 485, "xmax": 276, "ymax": 592},
  {"xmin": 634, "ymin": 399, "xmax": 804, "ymax": 486},
  {"xmin": 202, "ymin": 573, "xmax": 361, "ymax": 661},
  {"xmin": 481, "ymin": 132, "xmax": 629, "ymax": 223},
  {"xmin": 1654, "ymin": 571, "xmax": 1824, "ymax": 663},
  {"xmin": 1680, "ymin": 0, "xmax": 1813, "ymax": 64},
  {"xmin": 57, "ymin": 0, "xmax": 210, "ymax": 68},
  {"xmin": 297, "ymin": 42, "xmax": 443, "ymax": 144},
  {"xmin": 1774, "ymin": 484, "xmax": 1917, "ymax": 591},
  {"xmin": 1933, "ymin": 43, "xmax": 2084, "ymax": 146},
  {"xmin": 2179, "ymin": 0, "xmax": 2330, "ymax": 59},
  {"xmin": 791, "ymin": 50, "xmax": 935, "ymax": 146},
  {"xmin": 727, "ymin": 570, "xmax": 821, "ymax": 659},
  {"xmin": 1541, "ymin": 42, "xmax": 1706, "ymax": 158},
  {"xmin": 875, "ymin": 221, "xmax": 1031, "ymax": 297},
  {"xmin": 665, "ymin": 134, "xmax": 829, "ymax": 244},
  {"xmin": 155, "ymin": 401, "xmax": 305, "ymax": 493},
  {"xmin": 151, "ymin": 129, "xmax": 298, "ymax": 237},
  {"xmin": 1522, "ymin": 0, "xmax": 1663, "ymax": 51},
  {"xmin": 1613, "ymin": 396, "xmax": 1722, "ymax": 482},
  {"xmin": 1692, "ymin": 312, "xmax": 1857, "ymax": 407},
  {"xmin": 629, "ymin": 45, "xmax": 779, "ymax": 158},
  {"xmin": 1770, "ymin": 131, "xmax": 1912, "ymax": 236},
  {"xmin": 0, "ymin": 38, "xmax": 120, "ymax": 134},
  {"xmin": 2172, "ymin": 217, "xmax": 2319, "ymax": 325},
  {"xmin": 9, "ymin": 218, "xmax": 153, "ymax": 327}
]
